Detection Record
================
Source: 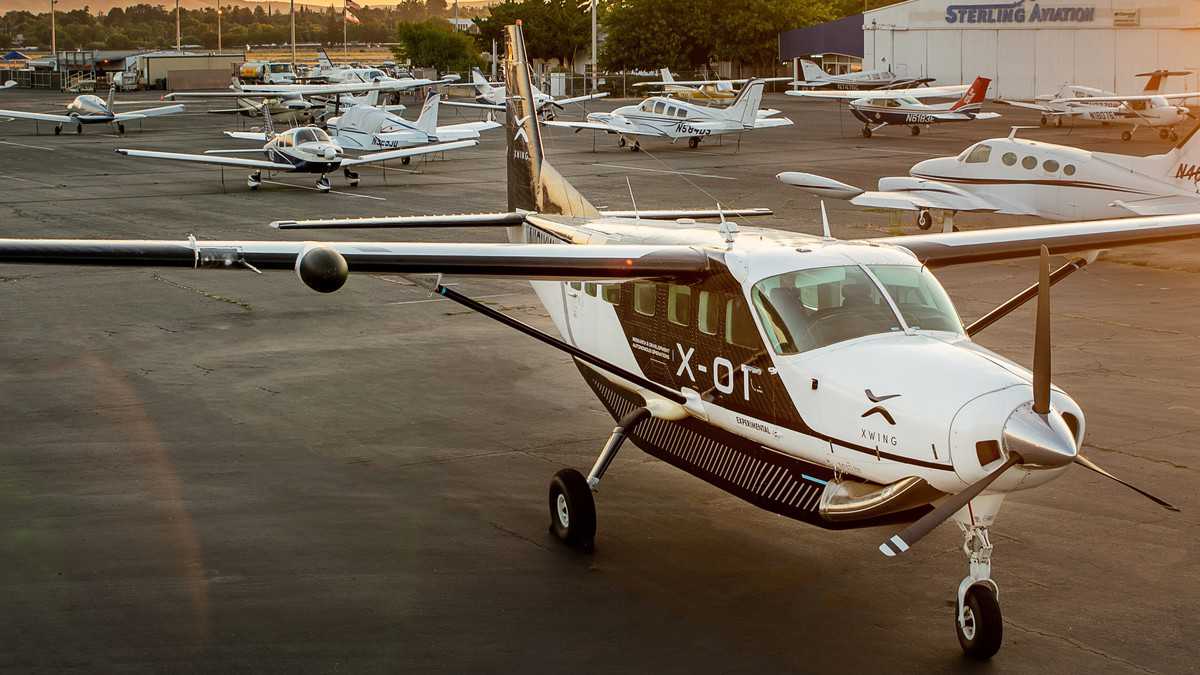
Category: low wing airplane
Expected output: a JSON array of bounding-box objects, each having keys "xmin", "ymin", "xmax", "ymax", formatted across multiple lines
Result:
[
  {"xmin": 444, "ymin": 67, "xmax": 607, "ymax": 119},
  {"xmin": 0, "ymin": 83, "xmax": 184, "ymax": 135},
  {"xmin": 0, "ymin": 23, "xmax": 1192, "ymax": 662},
  {"xmin": 999, "ymin": 70, "xmax": 1197, "ymax": 140},
  {"xmin": 303, "ymin": 48, "xmax": 396, "ymax": 84},
  {"xmin": 792, "ymin": 59, "xmax": 935, "ymax": 90},
  {"xmin": 778, "ymin": 126, "xmax": 1200, "ymax": 229},
  {"xmin": 788, "ymin": 76, "xmax": 998, "ymax": 137},
  {"xmin": 631, "ymin": 68, "xmax": 747, "ymax": 101},
  {"xmin": 115, "ymin": 112, "xmax": 477, "ymax": 192},
  {"xmin": 544, "ymin": 79, "xmax": 792, "ymax": 150},
  {"xmin": 2, "ymin": 80, "xmax": 15, "ymax": 90},
  {"xmin": 327, "ymin": 93, "xmax": 499, "ymax": 163}
]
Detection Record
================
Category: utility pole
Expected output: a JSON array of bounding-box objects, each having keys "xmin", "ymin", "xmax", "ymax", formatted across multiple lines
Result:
[
  {"xmin": 49, "ymin": 0, "xmax": 56, "ymax": 69},
  {"xmin": 289, "ymin": 0, "xmax": 296, "ymax": 71},
  {"xmin": 217, "ymin": 5, "xmax": 222, "ymax": 52},
  {"xmin": 590, "ymin": 0, "xmax": 597, "ymax": 93},
  {"xmin": 175, "ymin": 0, "xmax": 181, "ymax": 50}
]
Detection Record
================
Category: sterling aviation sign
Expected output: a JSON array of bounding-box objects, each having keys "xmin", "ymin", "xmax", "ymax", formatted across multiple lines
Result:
[{"xmin": 945, "ymin": 0, "xmax": 1096, "ymax": 24}]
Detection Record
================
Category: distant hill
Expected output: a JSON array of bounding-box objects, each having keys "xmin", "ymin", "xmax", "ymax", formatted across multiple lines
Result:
[{"xmin": 4, "ymin": 0, "xmax": 495, "ymax": 12}]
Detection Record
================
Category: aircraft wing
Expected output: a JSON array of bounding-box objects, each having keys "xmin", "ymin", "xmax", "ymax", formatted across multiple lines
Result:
[
  {"xmin": 0, "ymin": 239, "xmax": 712, "ymax": 282},
  {"xmin": 237, "ymin": 80, "xmax": 435, "ymax": 96},
  {"xmin": 786, "ymin": 84, "xmax": 969, "ymax": 100},
  {"xmin": 165, "ymin": 91, "xmax": 297, "ymax": 100},
  {"xmin": 634, "ymin": 79, "xmax": 751, "ymax": 87},
  {"xmin": 928, "ymin": 111, "xmax": 1001, "ymax": 121},
  {"xmin": 114, "ymin": 104, "xmax": 185, "ymax": 121},
  {"xmin": 1054, "ymin": 92, "xmax": 1200, "ymax": 103},
  {"xmin": 115, "ymin": 148, "xmax": 293, "ymax": 171},
  {"xmin": 885, "ymin": 213, "xmax": 1200, "ymax": 267},
  {"xmin": 0, "ymin": 109, "xmax": 74, "ymax": 123},
  {"xmin": 442, "ymin": 100, "xmax": 505, "ymax": 112},
  {"xmin": 996, "ymin": 99, "xmax": 1057, "ymax": 113},
  {"xmin": 778, "ymin": 172, "xmax": 1000, "ymax": 213},
  {"xmin": 341, "ymin": 139, "xmax": 478, "ymax": 166},
  {"xmin": 224, "ymin": 131, "xmax": 271, "ymax": 141},
  {"xmin": 1111, "ymin": 195, "xmax": 1200, "ymax": 217},
  {"xmin": 542, "ymin": 119, "xmax": 636, "ymax": 134},
  {"xmin": 553, "ymin": 92, "xmax": 609, "ymax": 107}
]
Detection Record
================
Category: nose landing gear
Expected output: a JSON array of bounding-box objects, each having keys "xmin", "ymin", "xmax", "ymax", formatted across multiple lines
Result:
[
  {"xmin": 343, "ymin": 167, "xmax": 359, "ymax": 187},
  {"xmin": 54, "ymin": 125, "xmax": 63, "ymax": 135},
  {"xmin": 954, "ymin": 524, "xmax": 1003, "ymax": 660},
  {"xmin": 247, "ymin": 170, "xmax": 262, "ymax": 190},
  {"xmin": 316, "ymin": 175, "xmax": 332, "ymax": 192}
]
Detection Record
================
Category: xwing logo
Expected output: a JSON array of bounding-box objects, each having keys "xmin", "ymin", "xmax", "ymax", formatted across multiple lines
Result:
[
  {"xmin": 513, "ymin": 115, "xmax": 532, "ymax": 144},
  {"xmin": 1175, "ymin": 163, "xmax": 1200, "ymax": 184},
  {"xmin": 861, "ymin": 389, "xmax": 900, "ymax": 425}
]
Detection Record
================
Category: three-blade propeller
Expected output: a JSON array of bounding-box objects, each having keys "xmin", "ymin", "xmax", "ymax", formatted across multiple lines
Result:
[{"xmin": 880, "ymin": 246, "xmax": 1177, "ymax": 558}]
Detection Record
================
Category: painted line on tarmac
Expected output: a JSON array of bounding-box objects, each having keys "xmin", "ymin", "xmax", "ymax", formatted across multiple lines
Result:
[
  {"xmin": 591, "ymin": 163, "xmax": 736, "ymax": 180},
  {"xmin": 0, "ymin": 140, "xmax": 55, "ymax": 151},
  {"xmin": 260, "ymin": 179, "xmax": 387, "ymax": 200},
  {"xmin": 0, "ymin": 173, "xmax": 57, "ymax": 187}
]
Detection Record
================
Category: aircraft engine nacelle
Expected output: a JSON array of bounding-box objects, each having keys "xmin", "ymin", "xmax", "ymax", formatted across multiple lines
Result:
[
  {"xmin": 295, "ymin": 244, "xmax": 349, "ymax": 293},
  {"xmin": 775, "ymin": 172, "xmax": 864, "ymax": 199}
]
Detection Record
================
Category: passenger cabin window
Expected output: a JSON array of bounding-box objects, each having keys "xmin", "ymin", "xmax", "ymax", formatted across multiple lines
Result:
[
  {"xmin": 584, "ymin": 282, "xmax": 597, "ymax": 297},
  {"xmin": 602, "ymin": 284, "xmax": 620, "ymax": 304},
  {"xmin": 568, "ymin": 281, "xmax": 582, "ymax": 291},
  {"xmin": 725, "ymin": 297, "xmax": 759, "ymax": 349},
  {"xmin": 698, "ymin": 291, "xmax": 719, "ymax": 335},
  {"xmin": 1043, "ymin": 159, "xmax": 1060, "ymax": 173},
  {"xmin": 1022, "ymin": 155, "xmax": 1037, "ymax": 170},
  {"xmin": 667, "ymin": 285, "xmax": 692, "ymax": 326},
  {"xmin": 634, "ymin": 283, "xmax": 656, "ymax": 316},
  {"xmin": 675, "ymin": 107, "xmax": 687, "ymax": 118},
  {"xmin": 964, "ymin": 144, "xmax": 992, "ymax": 163},
  {"xmin": 653, "ymin": 101, "xmax": 666, "ymax": 115},
  {"xmin": 750, "ymin": 266, "xmax": 903, "ymax": 355},
  {"xmin": 1064, "ymin": 164, "xmax": 1077, "ymax": 176},
  {"xmin": 1001, "ymin": 152, "xmax": 1017, "ymax": 166}
]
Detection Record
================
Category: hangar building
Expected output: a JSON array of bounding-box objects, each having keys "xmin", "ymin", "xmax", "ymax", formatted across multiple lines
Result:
[{"xmin": 861, "ymin": 0, "xmax": 1200, "ymax": 99}]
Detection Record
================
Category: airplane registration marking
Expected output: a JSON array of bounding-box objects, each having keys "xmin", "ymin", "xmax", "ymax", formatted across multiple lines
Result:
[{"xmin": 591, "ymin": 163, "xmax": 737, "ymax": 181}]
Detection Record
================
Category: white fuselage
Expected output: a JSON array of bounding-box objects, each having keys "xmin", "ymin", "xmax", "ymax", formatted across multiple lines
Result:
[
  {"xmin": 328, "ymin": 107, "xmax": 483, "ymax": 151},
  {"xmin": 589, "ymin": 97, "xmax": 748, "ymax": 140}
]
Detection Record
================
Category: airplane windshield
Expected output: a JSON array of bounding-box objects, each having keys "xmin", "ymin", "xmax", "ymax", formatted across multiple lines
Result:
[
  {"xmin": 750, "ymin": 265, "xmax": 901, "ymax": 355},
  {"xmin": 867, "ymin": 265, "xmax": 963, "ymax": 333}
]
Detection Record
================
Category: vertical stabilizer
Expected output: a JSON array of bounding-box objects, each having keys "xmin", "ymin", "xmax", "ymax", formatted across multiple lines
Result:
[
  {"xmin": 660, "ymin": 68, "xmax": 675, "ymax": 84},
  {"xmin": 415, "ymin": 92, "xmax": 439, "ymax": 135},
  {"xmin": 800, "ymin": 60, "xmax": 830, "ymax": 83},
  {"xmin": 504, "ymin": 22, "xmax": 597, "ymax": 217},
  {"xmin": 723, "ymin": 79, "xmax": 764, "ymax": 127},
  {"xmin": 317, "ymin": 48, "xmax": 334, "ymax": 70},
  {"xmin": 472, "ymin": 67, "xmax": 496, "ymax": 98},
  {"xmin": 950, "ymin": 76, "xmax": 991, "ymax": 112}
]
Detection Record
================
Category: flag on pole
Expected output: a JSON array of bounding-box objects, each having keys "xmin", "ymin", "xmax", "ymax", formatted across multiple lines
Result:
[
  {"xmin": 345, "ymin": 0, "xmax": 361, "ymax": 9},
  {"xmin": 345, "ymin": 9, "xmax": 361, "ymax": 23}
]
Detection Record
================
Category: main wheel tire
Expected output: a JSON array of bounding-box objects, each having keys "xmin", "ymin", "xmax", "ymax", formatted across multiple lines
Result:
[
  {"xmin": 75, "ymin": 125, "xmax": 82, "ymax": 135},
  {"xmin": 1121, "ymin": 130, "xmax": 1132, "ymax": 141},
  {"xmin": 1171, "ymin": 131, "xmax": 1180, "ymax": 142},
  {"xmin": 548, "ymin": 468, "xmax": 596, "ymax": 551},
  {"xmin": 917, "ymin": 210, "xmax": 933, "ymax": 230},
  {"xmin": 911, "ymin": 125, "xmax": 921, "ymax": 136},
  {"xmin": 632, "ymin": 141, "xmax": 641, "ymax": 152},
  {"xmin": 862, "ymin": 126, "xmax": 872, "ymax": 139},
  {"xmin": 1055, "ymin": 117, "xmax": 1064, "ymax": 128},
  {"xmin": 401, "ymin": 156, "xmax": 411, "ymax": 166},
  {"xmin": 54, "ymin": 126, "xmax": 62, "ymax": 136},
  {"xmin": 1039, "ymin": 116, "xmax": 1047, "ymax": 127},
  {"xmin": 956, "ymin": 585, "xmax": 1003, "ymax": 661},
  {"xmin": 117, "ymin": 123, "xmax": 125, "ymax": 135},
  {"xmin": 618, "ymin": 136, "xmax": 627, "ymax": 148},
  {"xmin": 1159, "ymin": 128, "xmax": 1170, "ymax": 140},
  {"xmin": 688, "ymin": 136, "xmax": 700, "ymax": 149}
]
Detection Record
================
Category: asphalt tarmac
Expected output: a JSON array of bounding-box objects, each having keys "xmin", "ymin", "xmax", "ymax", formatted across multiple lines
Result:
[{"xmin": 0, "ymin": 88, "xmax": 1197, "ymax": 674}]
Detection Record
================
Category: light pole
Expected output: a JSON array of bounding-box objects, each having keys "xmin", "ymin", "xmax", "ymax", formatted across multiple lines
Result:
[
  {"xmin": 217, "ymin": 6, "xmax": 222, "ymax": 52},
  {"xmin": 175, "ymin": 0, "xmax": 181, "ymax": 50},
  {"xmin": 290, "ymin": 0, "xmax": 296, "ymax": 72},
  {"xmin": 49, "ymin": 0, "xmax": 56, "ymax": 70},
  {"xmin": 590, "ymin": 0, "xmax": 597, "ymax": 93}
]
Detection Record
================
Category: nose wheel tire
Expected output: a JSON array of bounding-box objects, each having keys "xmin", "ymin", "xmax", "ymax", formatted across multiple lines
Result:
[
  {"xmin": 1055, "ymin": 117, "xmax": 1063, "ymax": 128},
  {"xmin": 861, "ymin": 125, "xmax": 872, "ymax": 139},
  {"xmin": 916, "ymin": 209, "xmax": 934, "ymax": 230},
  {"xmin": 54, "ymin": 125, "xmax": 62, "ymax": 136},
  {"xmin": 1121, "ymin": 130, "xmax": 1132, "ymax": 141},
  {"xmin": 618, "ymin": 136, "xmax": 627, "ymax": 148},
  {"xmin": 1159, "ymin": 128, "xmax": 1170, "ymax": 140},
  {"xmin": 117, "ymin": 123, "xmax": 125, "ymax": 135},
  {"xmin": 247, "ymin": 171, "xmax": 262, "ymax": 190},
  {"xmin": 548, "ymin": 468, "xmax": 595, "ymax": 551},
  {"xmin": 316, "ymin": 175, "xmax": 331, "ymax": 192},
  {"xmin": 343, "ymin": 168, "xmax": 359, "ymax": 187},
  {"xmin": 910, "ymin": 125, "xmax": 921, "ymax": 136},
  {"xmin": 1039, "ymin": 115, "xmax": 1047, "ymax": 127},
  {"xmin": 76, "ymin": 125, "xmax": 83, "ymax": 135},
  {"xmin": 956, "ymin": 584, "xmax": 1003, "ymax": 660},
  {"xmin": 401, "ymin": 156, "xmax": 411, "ymax": 166}
]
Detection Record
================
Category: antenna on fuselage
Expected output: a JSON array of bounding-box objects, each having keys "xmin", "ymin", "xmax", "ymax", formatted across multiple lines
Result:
[
  {"xmin": 716, "ymin": 202, "xmax": 738, "ymax": 246},
  {"xmin": 819, "ymin": 200, "xmax": 833, "ymax": 240}
]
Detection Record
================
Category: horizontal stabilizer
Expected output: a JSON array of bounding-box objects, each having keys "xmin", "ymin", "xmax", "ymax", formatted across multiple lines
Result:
[{"xmin": 598, "ymin": 208, "xmax": 773, "ymax": 220}]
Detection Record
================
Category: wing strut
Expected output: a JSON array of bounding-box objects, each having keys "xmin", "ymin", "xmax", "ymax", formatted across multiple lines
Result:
[
  {"xmin": 964, "ymin": 257, "xmax": 1089, "ymax": 336},
  {"xmin": 431, "ymin": 282, "xmax": 686, "ymax": 405}
]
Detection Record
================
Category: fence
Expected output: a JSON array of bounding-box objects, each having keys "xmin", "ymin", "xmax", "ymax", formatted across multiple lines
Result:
[{"xmin": 0, "ymin": 69, "xmax": 65, "ymax": 90}]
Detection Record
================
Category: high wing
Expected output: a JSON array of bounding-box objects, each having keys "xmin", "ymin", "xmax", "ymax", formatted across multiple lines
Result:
[
  {"xmin": 442, "ymin": 100, "xmax": 505, "ymax": 112},
  {"xmin": 886, "ymin": 213, "xmax": 1200, "ymax": 267},
  {"xmin": 341, "ymin": 139, "xmax": 478, "ymax": 166},
  {"xmin": 113, "ymin": 104, "xmax": 185, "ymax": 121},
  {"xmin": 0, "ymin": 109, "xmax": 75, "ymax": 123},
  {"xmin": 1054, "ymin": 92, "xmax": 1200, "ymax": 103},
  {"xmin": 0, "ymin": 239, "xmax": 712, "ymax": 282},
  {"xmin": 996, "ymin": 100, "xmax": 1060, "ymax": 114},
  {"xmin": 633, "ymin": 79, "xmax": 752, "ymax": 87},
  {"xmin": 270, "ymin": 208, "xmax": 772, "ymax": 230},
  {"xmin": 786, "ymin": 84, "xmax": 970, "ymax": 100},
  {"xmin": 115, "ymin": 148, "xmax": 294, "ymax": 171},
  {"xmin": 552, "ymin": 92, "xmax": 609, "ymax": 107},
  {"xmin": 224, "ymin": 131, "xmax": 271, "ymax": 141}
]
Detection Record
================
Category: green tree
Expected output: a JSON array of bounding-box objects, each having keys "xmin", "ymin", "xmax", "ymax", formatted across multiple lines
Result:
[{"xmin": 393, "ymin": 19, "xmax": 482, "ymax": 73}]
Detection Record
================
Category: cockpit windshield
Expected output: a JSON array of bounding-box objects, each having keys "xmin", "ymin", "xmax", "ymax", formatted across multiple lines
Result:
[
  {"xmin": 292, "ymin": 127, "xmax": 332, "ymax": 144},
  {"xmin": 750, "ymin": 264, "xmax": 962, "ymax": 355}
]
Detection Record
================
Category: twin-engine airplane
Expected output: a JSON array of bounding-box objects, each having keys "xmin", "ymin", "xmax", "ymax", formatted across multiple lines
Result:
[
  {"xmin": 788, "ymin": 76, "xmax": 998, "ymax": 137},
  {"xmin": 0, "ymin": 23, "xmax": 1192, "ymax": 662},
  {"xmin": 632, "ymin": 68, "xmax": 747, "ymax": 101},
  {"xmin": 778, "ymin": 126, "xmax": 1200, "ymax": 230},
  {"xmin": 325, "ymin": 92, "xmax": 500, "ymax": 163},
  {"xmin": 445, "ymin": 67, "xmax": 607, "ymax": 119},
  {"xmin": 115, "ymin": 111, "xmax": 476, "ymax": 192},
  {"xmin": 544, "ymin": 79, "xmax": 792, "ymax": 150},
  {"xmin": 1000, "ymin": 70, "xmax": 1198, "ymax": 140},
  {"xmin": 0, "ymin": 84, "xmax": 184, "ymax": 135},
  {"xmin": 792, "ymin": 59, "xmax": 935, "ymax": 90}
]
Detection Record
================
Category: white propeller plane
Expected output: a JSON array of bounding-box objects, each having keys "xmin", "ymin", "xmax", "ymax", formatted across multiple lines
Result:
[
  {"xmin": 304, "ymin": 48, "xmax": 397, "ymax": 85},
  {"xmin": 445, "ymin": 67, "xmax": 607, "ymax": 119},
  {"xmin": 115, "ymin": 112, "xmax": 477, "ymax": 193},
  {"xmin": 544, "ymin": 79, "xmax": 792, "ymax": 150},
  {"xmin": 326, "ymin": 93, "xmax": 500, "ymax": 164},
  {"xmin": 1, "ymin": 80, "xmax": 16, "ymax": 90},
  {"xmin": 0, "ymin": 84, "xmax": 184, "ymax": 135},
  {"xmin": 788, "ymin": 76, "xmax": 999, "ymax": 138},
  {"xmin": 632, "ymin": 68, "xmax": 747, "ymax": 101},
  {"xmin": 792, "ymin": 59, "xmax": 936, "ymax": 90},
  {"xmin": 1000, "ymin": 70, "xmax": 1197, "ymax": 140},
  {"xmin": 0, "ymin": 23, "xmax": 1192, "ymax": 662},
  {"xmin": 778, "ymin": 126, "xmax": 1200, "ymax": 230}
]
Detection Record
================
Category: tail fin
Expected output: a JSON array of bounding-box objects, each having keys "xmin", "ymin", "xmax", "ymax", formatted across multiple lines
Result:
[
  {"xmin": 1165, "ymin": 123, "xmax": 1200, "ymax": 184},
  {"xmin": 660, "ymin": 67, "xmax": 674, "ymax": 84},
  {"xmin": 504, "ymin": 22, "xmax": 597, "ymax": 217},
  {"xmin": 799, "ymin": 60, "xmax": 829, "ymax": 83},
  {"xmin": 723, "ymin": 79, "xmax": 764, "ymax": 127},
  {"xmin": 364, "ymin": 88, "xmax": 380, "ymax": 107},
  {"xmin": 106, "ymin": 83, "xmax": 117, "ymax": 111},
  {"xmin": 950, "ymin": 76, "xmax": 991, "ymax": 111},
  {"xmin": 262, "ymin": 101, "xmax": 276, "ymax": 136},
  {"xmin": 317, "ymin": 48, "xmax": 334, "ymax": 70},
  {"xmin": 415, "ymin": 92, "xmax": 439, "ymax": 134},
  {"xmin": 472, "ymin": 67, "xmax": 494, "ymax": 95}
]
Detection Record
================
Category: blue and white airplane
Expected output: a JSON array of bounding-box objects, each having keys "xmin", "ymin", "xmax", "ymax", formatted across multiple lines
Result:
[{"xmin": 0, "ymin": 84, "xmax": 183, "ymax": 135}]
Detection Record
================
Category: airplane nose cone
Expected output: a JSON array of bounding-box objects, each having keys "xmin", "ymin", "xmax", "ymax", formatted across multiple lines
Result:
[
  {"xmin": 1002, "ymin": 402, "xmax": 1077, "ymax": 469},
  {"xmin": 323, "ymin": 146, "xmax": 338, "ymax": 161}
]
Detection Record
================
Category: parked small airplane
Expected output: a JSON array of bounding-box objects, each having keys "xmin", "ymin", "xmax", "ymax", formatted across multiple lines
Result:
[
  {"xmin": 544, "ymin": 79, "xmax": 792, "ymax": 149},
  {"xmin": 304, "ymin": 48, "xmax": 397, "ymax": 84},
  {"xmin": 779, "ymin": 126, "xmax": 1200, "ymax": 230},
  {"xmin": 788, "ymin": 76, "xmax": 998, "ymax": 137},
  {"xmin": 0, "ymin": 24, "xmax": 1192, "ymax": 662},
  {"xmin": 0, "ymin": 84, "xmax": 184, "ymax": 135},
  {"xmin": 632, "ymin": 68, "xmax": 746, "ymax": 101},
  {"xmin": 445, "ymin": 67, "xmax": 607, "ymax": 119},
  {"xmin": 999, "ymin": 70, "xmax": 1196, "ymax": 139},
  {"xmin": 326, "ymin": 93, "xmax": 499, "ymax": 163},
  {"xmin": 792, "ymin": 59, "xmax": 935, "ymax": 90},
  {"xmin": 115, "ymin": 112, "xmax": 477, "ymax": 192},
  {"xmin": 165, "ymin": 75, "xmax": 452, "ymax": 105},
  {"xmin": 204, "ymin": 89, "xmax": 405, "ymax": 125},
  {"xmin": 1, "ymin": 80, "xmax": 15, "ymax": 90}
]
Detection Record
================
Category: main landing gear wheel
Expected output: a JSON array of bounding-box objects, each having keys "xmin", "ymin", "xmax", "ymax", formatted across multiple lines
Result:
[
  {"xmin": 956, "ymin": 584, "xmax": 1003, "ymax": 660},
  {"xmin": 54, "ymin": 125, "xmax": 62, "ymax": 136},
  {"xmin": 344, "ymin": 168, "xmax": 359, "ymax": 187},
  {"xmin": 247, "ymin": 171, "xmax": 262, "ymax": 190},
  {"xmin": 1039, "ymin": 115, "xmax": 1047, "ymax": 127},
  {"xmin": 1159, "ymin": 128, "xmax": 1170, "ymax": 140},
  {"xmin": 917, "ymin": 209, "xmax": 934, "ymax": 230},
  {"xmin": 117, "ymin": 122, "xmax": 125, "ymax": 135},
  {"xmin": 316, "ymin": 175, "xmax": 332, "ymax": 193},
  {"xmin": 75, "ymin": 125, "xmax": 83, "ymax": 135},
  {"xmin": 688, "ymin": 136, "xmax": 701, "ymax": 149},
  {"xmin": 1055, "ymin": 117, "xmax": 1063, "ymax": 128},
  {"xmin": 1121, "ymin": 130, "xmax": 1133, "ymax": 141},
  {"xmin": 548, "ymin": 468, "xmax": 595, "ymax": 550},
  {"xmin": 910, "ymin": 125, "xmax": 921, "ymax": 136},
  {"xmin": 631, "ymin": 140, "xmax": 641, "ymax": 152},
  {"xmin": 401, "ymin": 156, "xmax": 411, "ymax": 166},
  {"xmin": 618, "ymin": 136, "xmax": 627, "ymax": 148},
  {"xmin": 862, "ymin": 125, "xmax": 872, "ymax": 139}
]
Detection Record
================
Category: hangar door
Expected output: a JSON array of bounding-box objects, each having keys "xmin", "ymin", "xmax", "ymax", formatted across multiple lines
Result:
[
  {"xmin": 960, "ymin": 30, "xmax": 998, "ymax": 90},
  {"xmin": 996, "ymin": 31, "xmax": 1037, "ymax": 99}
]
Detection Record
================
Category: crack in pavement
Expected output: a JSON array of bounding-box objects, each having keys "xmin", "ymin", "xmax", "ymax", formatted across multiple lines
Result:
[
  {"xmin": 1004, "ymin": 619, "xmax": 1159, "ymax": 674},
  {"xmin": 151, "ymin": 273, "xmax": 253, "ymax": 311},
  {"xmin": 1084, "ymin": 442, "xmax": 1194, "ymax": 472}
]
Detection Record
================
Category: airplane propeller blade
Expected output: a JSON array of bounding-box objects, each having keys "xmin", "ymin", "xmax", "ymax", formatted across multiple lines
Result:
[
  {"xmin": 879, "ymin": 456, "xmax": 1022, "ymax": 557},
  {"xmin": 1074, "ymin": 454, "xmax": 1180, "ymax": 512},
  {"xmin": 1033, "ymin": 245, "xmax": 1052, "ymax": 415}
]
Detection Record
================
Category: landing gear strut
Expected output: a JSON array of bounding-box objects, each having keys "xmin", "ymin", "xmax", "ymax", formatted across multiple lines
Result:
[
  {"xmin": 316, "ymin": 174, "xmax": 331, "ymax": 193},
  {"xmin": 548, "ymin": 406, "xmax": 650, "ymax": 551},
  {"xmin": 343, "ymin": 167, "xmax": 359, "ymax": 187},
  {"xmin": 247, "ymin": 171, "xmax": 262, "ymax": 190},
  {"xmin": 75, "ymin": 124, "xmax": 83, "ymax": 135},
  {"xmin": 116, "ymin": 122, "xmax": 125, "ymax": 135},
  {"xmin": 862, "ymin": 124, "xmax": 872, "ymax": 139},
  {"xmin": 954, "ymin": 524, "xmax": 1002, "ymax": 660},
  {"xmin": 54, "ymin": 125, "xmax": 62, "ymax": 136}
]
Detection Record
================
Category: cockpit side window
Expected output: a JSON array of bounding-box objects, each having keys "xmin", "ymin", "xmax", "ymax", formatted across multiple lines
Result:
[
  {"xmin": 868, "ymin": 265, "xmax": 963, "ymax": 334},
  {"xmin": 964, "ymin": 144, "xmax": 992, "ymax": 163},
  {"xmin": 294, "ymin": 128, "xmax": 316, "ymax": 145},
  {"xmin": 750, "ymin": 266, "xmax": 902, "ymax": 355}
]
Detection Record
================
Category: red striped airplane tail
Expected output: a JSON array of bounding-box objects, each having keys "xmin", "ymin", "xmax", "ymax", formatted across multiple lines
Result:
[{"xmin": 950, "ymin": 76, "xmax": 991, "ymax": 112}]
